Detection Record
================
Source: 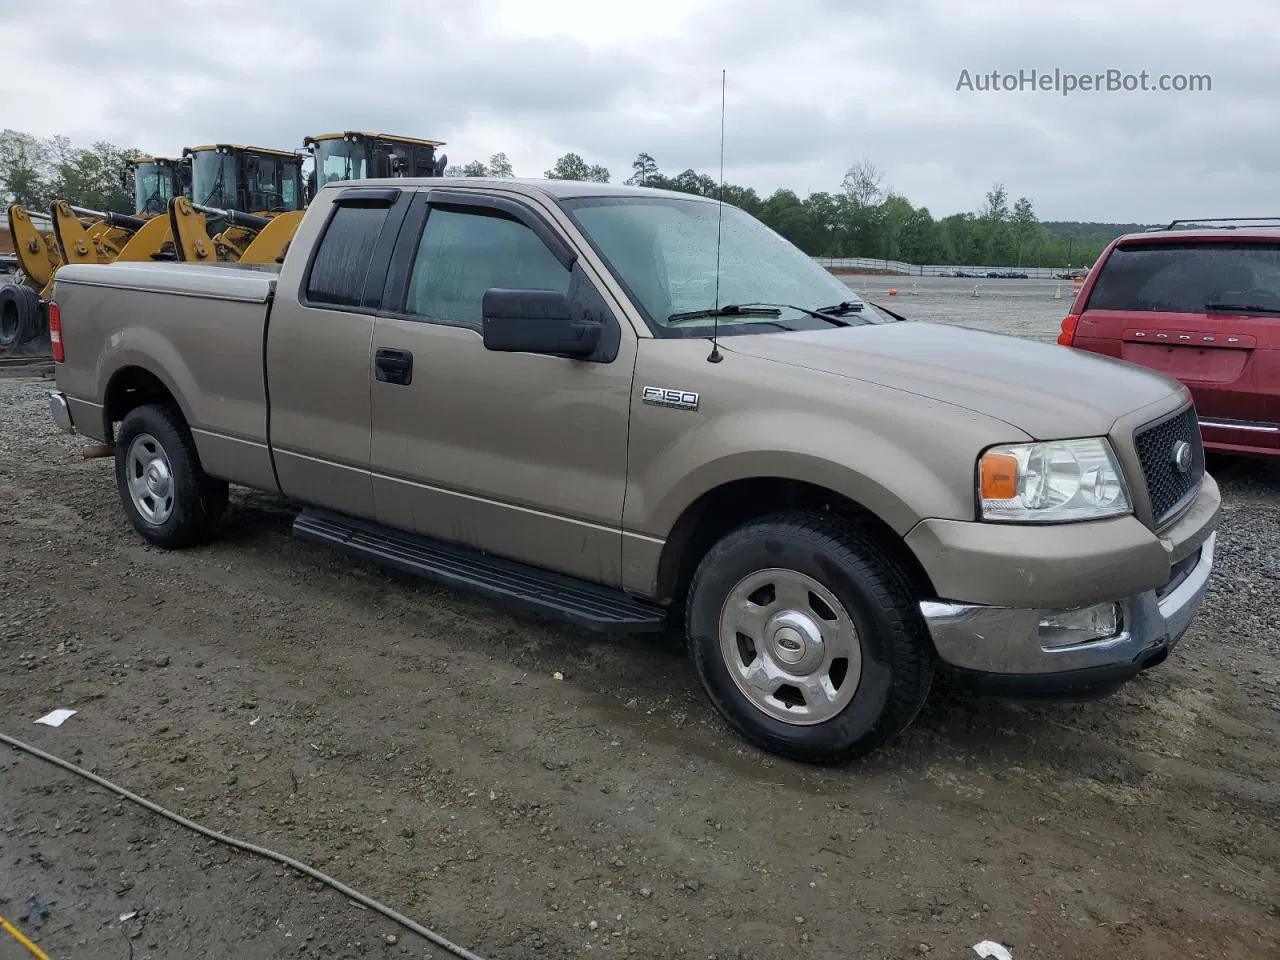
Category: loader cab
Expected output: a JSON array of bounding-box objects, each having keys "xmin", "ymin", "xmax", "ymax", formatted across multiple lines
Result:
[
  {"xmin": 128, "ymin": 157, "xmax": 192, "ymax": 216},
  {"xmin": 303, "ymin": 132, "xmax": 448, "ymax": 196},
  {"xmin": 185, "ymin": 144, "xmax": 305, "ymax": 216}
]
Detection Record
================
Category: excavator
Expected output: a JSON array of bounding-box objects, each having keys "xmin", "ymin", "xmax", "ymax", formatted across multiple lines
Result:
[{"xmin": 167, "ymin": 132, "xmax": 447, "ymax": 265}]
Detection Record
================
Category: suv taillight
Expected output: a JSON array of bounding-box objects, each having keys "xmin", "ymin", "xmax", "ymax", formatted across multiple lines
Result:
[
  {"xmin": 48, "ymin": 301, "xmax": 64, "ymax": 362},
  {"xmin": 1056, "ymin": 313, "xmax": 1079, "ymax": 347}
]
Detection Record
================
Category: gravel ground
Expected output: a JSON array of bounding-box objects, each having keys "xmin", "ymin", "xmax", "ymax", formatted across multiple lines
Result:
[
  {"xmin": 840, "ymin": 274, "xmax": 1078, "ymax": 342},
  {"xmin": 2, "ymin": 305, "xmax": 1278, "ymax": 960}
]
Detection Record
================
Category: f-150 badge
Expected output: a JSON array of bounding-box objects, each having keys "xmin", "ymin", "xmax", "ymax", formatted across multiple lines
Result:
[{"xmin": 642, "ymin": 386, "xmax": 700, "ymax": 411}]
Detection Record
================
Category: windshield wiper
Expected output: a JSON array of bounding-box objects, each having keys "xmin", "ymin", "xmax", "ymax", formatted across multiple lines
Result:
[
  {"xmin": 732, "ymin": 302, "xmax": 853, "ymax": 327},
  {"xmin": 1205, "ymin": 302, "xmax": 1280, "ymax": 314},
  {"xmin": 814, "ymin": 300, "xmax": 865, "ymax": 315},
  {"xmin": 667, "ymin": 304, "xmax": 782, "ymax": 324}
]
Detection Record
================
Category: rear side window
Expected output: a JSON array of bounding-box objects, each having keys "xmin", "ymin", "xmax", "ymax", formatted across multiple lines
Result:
[
  {"xmin": 1087, "ymin": 241, "xmax": 1280, "ymax": 313},
  {"xmin": 305, "ymin": 204, "xmax": 390, "ymax": 307}
]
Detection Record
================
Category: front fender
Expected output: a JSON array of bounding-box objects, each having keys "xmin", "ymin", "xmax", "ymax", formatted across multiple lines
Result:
[{"xmin": 626, "ymin": 408, "xmax": 1000, "ymax": 539}]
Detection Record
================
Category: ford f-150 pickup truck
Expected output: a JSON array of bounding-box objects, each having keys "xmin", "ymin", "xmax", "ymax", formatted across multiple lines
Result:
[{"xmin": 46, "ymin": 177, "xmax": 1221, "ymax": 763}]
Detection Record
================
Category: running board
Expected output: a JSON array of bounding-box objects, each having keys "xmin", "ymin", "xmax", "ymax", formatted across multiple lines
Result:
[{"xmin": 293, "ymin": 509, "xmax": 668, "ymax": 633}]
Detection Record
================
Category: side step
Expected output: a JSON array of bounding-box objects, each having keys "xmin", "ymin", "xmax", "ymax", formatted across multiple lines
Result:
[{"xmin": 293, "ymin": 509, "xmax": 668, "ymax": 634}]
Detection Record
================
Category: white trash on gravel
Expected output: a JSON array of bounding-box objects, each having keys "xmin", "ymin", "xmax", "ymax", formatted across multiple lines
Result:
[
  {"xmin": 973, "ymin": 941, "xmax": 1014, "ymax": 959},
  {"xmin": 34, "ymin": 708, "xmax": 76, "ymax": 727}
]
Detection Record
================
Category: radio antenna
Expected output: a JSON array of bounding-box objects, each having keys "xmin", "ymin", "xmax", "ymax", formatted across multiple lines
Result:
[{"xmin": 708, "ymin": 68, "xmax": 726, "ymax": 363}]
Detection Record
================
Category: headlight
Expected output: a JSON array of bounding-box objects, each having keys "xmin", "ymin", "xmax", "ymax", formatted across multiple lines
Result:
[{"xmin": 978, "ymin": 438, "xmax": 1131, "ymax": 522}]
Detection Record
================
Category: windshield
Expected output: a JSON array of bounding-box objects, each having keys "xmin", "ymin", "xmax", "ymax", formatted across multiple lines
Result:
[
  {"xmin": 191, "ymin": 150, "xmax": 237, "ymax": 209},
  {"xmin": 133, "ymin": 162, "xmax": 176, "ymax": 215},
  {"xmin": 315, "ymin": 138, "xmax": 371, "ymax": 185},
  {"xmin": 560, "ymin": 195, "xmax": 894, "ymax": 336}
]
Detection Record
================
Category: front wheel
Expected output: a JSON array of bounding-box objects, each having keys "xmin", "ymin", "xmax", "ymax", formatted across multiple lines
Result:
[
  {"xmin": 685, "ymin": 513, "xmax": 934, "ymax": 763},
  {"xmin": 114, "ymin": 403, "xmax": 229, "ymax": 548}
]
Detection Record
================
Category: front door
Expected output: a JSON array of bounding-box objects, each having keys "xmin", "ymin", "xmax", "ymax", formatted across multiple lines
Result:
[{"xmin": 368, "ymin": 190, "xmax": 636, "ymax": 586}]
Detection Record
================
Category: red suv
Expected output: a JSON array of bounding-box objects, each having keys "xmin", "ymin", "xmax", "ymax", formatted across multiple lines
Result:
[{"xmin": 1059, "ymin": 219, "xmax": 1280, "ymax": 458}]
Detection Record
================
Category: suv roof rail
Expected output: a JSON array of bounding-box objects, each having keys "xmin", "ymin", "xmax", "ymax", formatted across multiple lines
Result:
[{"xmin": 1162, "ymin": 216, "xmax": 1280, "ymax": 230}]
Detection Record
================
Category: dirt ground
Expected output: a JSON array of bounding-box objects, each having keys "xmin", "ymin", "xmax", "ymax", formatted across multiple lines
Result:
[{"xmin": 1, "ymin": 372, "xmax": 1277, "ymax": 960}]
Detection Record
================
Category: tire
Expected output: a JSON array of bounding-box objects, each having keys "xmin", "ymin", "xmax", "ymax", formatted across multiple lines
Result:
[
  {"xmin": 0, "ymin": 284, "xmax": 42, "ymax": 350},
  {"xmin": 685, "ymin": 512, "xmax": 934, "ymax": 764},
  {"xmin": 114, "ymin": 403, "xmax": 229, "ymax": 548}
]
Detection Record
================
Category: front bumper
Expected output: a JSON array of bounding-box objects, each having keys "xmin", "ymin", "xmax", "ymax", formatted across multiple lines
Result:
[
  {"xmin": 48, "ymin": 389, "xmax": 75, "ymax": 434},
  {"xmin": 918, "ymin": 528, "xmax": 1217, "ymax": 700}
]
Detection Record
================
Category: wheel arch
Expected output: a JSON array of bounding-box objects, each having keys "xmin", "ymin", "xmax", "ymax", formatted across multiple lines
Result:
[
  {"xmin": 652, "ymin": 476, "xmax": 937, "ymax": 609},
  {"xmin": 102, "ymin": 363, "xmax": 191, "ymax": 438}
]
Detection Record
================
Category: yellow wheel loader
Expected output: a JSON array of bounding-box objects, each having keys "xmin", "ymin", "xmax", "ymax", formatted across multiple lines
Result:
[
  {"xmin": 2, "ymin": 156, "xmax": 193, "ymax": 355},
  {"xmin": 168, "ymin": 133, "xmax": 448, "ymax": 265},
  {"xmin": 50, "ymin": 155, "xmax": 193, "ymax": 268},
  {"xmin": 168, "ymin": 144, "xmax": 307, "ymax": 264}
]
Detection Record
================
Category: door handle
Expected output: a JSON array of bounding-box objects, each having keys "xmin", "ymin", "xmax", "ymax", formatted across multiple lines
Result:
[{"xmin": 374, "ymin": 347, "xmax": 413, "ymax": 385}]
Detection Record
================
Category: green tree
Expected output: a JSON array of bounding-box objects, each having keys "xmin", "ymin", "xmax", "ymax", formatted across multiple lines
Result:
[
  {"xmin": 46, "ymin": 138, "xmax": 142, "ymax": 213},
  {"xmin": 0, "ymin": 129, "xmax": 49, "ymax": 208},
  {"xmin": 488, "ymin": 152, "xmax": 514, "ymax": 178},
  {"xmin": 840, "ymin": 158, "xmax": 885, "ymax": 208},
  {"xmin": 625, "ymin": 152, "xmax": 659, "ymax": 187},
  {"xmin": 544, "ymin": 152, "xmax": 609, "ymax": 183}
]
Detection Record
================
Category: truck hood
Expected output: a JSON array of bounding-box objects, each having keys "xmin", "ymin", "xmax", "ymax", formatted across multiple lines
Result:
[{"xmin": 719, "ymin": 320, "xmax": 1185, "ymax": 439}]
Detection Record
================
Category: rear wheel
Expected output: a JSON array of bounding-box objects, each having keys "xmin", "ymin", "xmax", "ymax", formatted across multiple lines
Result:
[
  {"xmin": 685, "ymin": 512, "xmax": 934, "ymax": 763},
  {"xmin": 114, "ymin": 403, "xmax": 228, "ymax": 548}
]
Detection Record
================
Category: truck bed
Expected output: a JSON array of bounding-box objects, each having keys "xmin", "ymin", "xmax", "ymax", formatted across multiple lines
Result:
[{"xmin": 52, "ymin": 260, "xmax": 280, "ymax": 490}]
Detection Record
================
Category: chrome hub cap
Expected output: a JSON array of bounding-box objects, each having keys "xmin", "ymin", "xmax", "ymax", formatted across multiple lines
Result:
[
  {"xmin": 719, "ymin": 568, "xmax": 862, "ymax": 725},
  {"xmin": 126, "ymin": 433, "xmax": 175, "ymax": 525}
]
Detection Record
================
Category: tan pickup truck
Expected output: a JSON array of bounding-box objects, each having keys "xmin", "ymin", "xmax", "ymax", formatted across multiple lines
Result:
[{"xmin": 46, "ymin": 177, "xmax": 1220, "ymax": 763}]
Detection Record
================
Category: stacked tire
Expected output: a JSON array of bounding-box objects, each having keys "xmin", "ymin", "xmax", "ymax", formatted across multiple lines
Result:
[{"xmin": 0, "ymin": 284, "xmax": 48, "ymax": 357}]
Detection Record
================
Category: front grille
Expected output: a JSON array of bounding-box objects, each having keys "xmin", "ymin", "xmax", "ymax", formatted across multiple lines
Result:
[{"xmin": 1132, "ymin": 404, "xmax": 1205, "ymax": 527}]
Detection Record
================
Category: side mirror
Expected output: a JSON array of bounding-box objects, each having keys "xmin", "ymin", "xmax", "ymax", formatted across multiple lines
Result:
[{"xmin": 481, "ymin": 288, "xmax": 600, "ymax": 358}]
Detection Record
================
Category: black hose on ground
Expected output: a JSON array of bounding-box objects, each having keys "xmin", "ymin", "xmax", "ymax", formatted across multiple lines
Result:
[{"xmin": 0, "ymin": 732, "xmax": 491, "ymax": 960}]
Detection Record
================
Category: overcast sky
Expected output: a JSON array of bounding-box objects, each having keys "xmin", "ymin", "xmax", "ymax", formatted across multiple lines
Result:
[{"xmin": 2, "ymin": 0, "xmax": 1270, "ymax": 223}]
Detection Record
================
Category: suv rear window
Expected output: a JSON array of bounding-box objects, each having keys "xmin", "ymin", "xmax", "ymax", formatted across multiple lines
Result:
[{"xmin": 1087, "ymin": 241, "xmax": 1280, "ymax": 314}]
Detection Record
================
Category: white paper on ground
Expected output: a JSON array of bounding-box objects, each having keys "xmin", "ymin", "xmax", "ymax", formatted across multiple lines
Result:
[
  {"xmin": 973, "ymin": 942, "xmax": 1014, "ymax": 960},
  {"xmin": 35, "ymin": 709, "xmax": 77, "ymax": 727}
]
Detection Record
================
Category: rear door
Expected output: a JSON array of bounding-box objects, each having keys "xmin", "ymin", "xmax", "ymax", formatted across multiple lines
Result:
[
  {"xmin": 266, "ymin": 186, "xmax": 412, "ymax": 518},
  {"xmin": 1073, "ymin": 239, "xmax": 1280, "ymax": 429}
]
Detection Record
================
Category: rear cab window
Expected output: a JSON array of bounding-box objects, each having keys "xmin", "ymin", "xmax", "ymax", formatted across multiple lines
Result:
[
  {"xmin": 1088, "ymin": 241, "xmax": 1280, "ymax": 315},
  {"xmin": 304, "ymin": 202, "xmax": 395, "ymax": 309}
]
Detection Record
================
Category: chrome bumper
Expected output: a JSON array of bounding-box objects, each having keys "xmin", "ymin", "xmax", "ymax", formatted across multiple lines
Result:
[
  {"xmin": 919, "ymin": 531, "xmax": 1216, "ymax": 677},
  {"xmin": 48, "ymin": 389, "xmax": 75, "ymax": 434}
]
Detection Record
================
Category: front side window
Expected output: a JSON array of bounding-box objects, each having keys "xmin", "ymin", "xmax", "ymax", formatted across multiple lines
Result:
[
  {"xmin": 403, "ymin": 206, "xmax": 570, "ymax": 325},
  {"xmin": 560, "ymin": 195, "xmax": 895, "ymax": 336},
  {"xmin": 1087, "ymin": 241, "xmax": 1280, "ymax": 314},
  {"xmin": 304, "ymin": 203, "xmax": 390, "ymax": 307}
]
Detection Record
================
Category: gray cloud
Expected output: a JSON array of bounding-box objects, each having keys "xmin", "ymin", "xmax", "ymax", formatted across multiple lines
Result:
[{"xmin": 1, "ymin": 0, "xmax": 1272, "ymax": 222}]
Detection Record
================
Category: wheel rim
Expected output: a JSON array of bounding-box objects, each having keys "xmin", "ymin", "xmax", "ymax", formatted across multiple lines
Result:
[
  {"xmin": 126, "ymin": 433, "xmax": 175, "ymax": 525},
  {"xmin": 718, "ymin": 567, "xmax": 863, "ymax": 726}
]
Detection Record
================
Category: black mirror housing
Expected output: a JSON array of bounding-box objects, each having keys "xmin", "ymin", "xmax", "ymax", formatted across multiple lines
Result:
[{"xmin": 481, "ymin": 289, "xmax": 601, "ymax": 358}]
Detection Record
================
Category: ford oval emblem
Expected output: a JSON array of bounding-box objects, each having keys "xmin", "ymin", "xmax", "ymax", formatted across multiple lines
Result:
[{"xmin": 1171, "ymin": 439, "xmax": 1193, "ymax": 473}]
